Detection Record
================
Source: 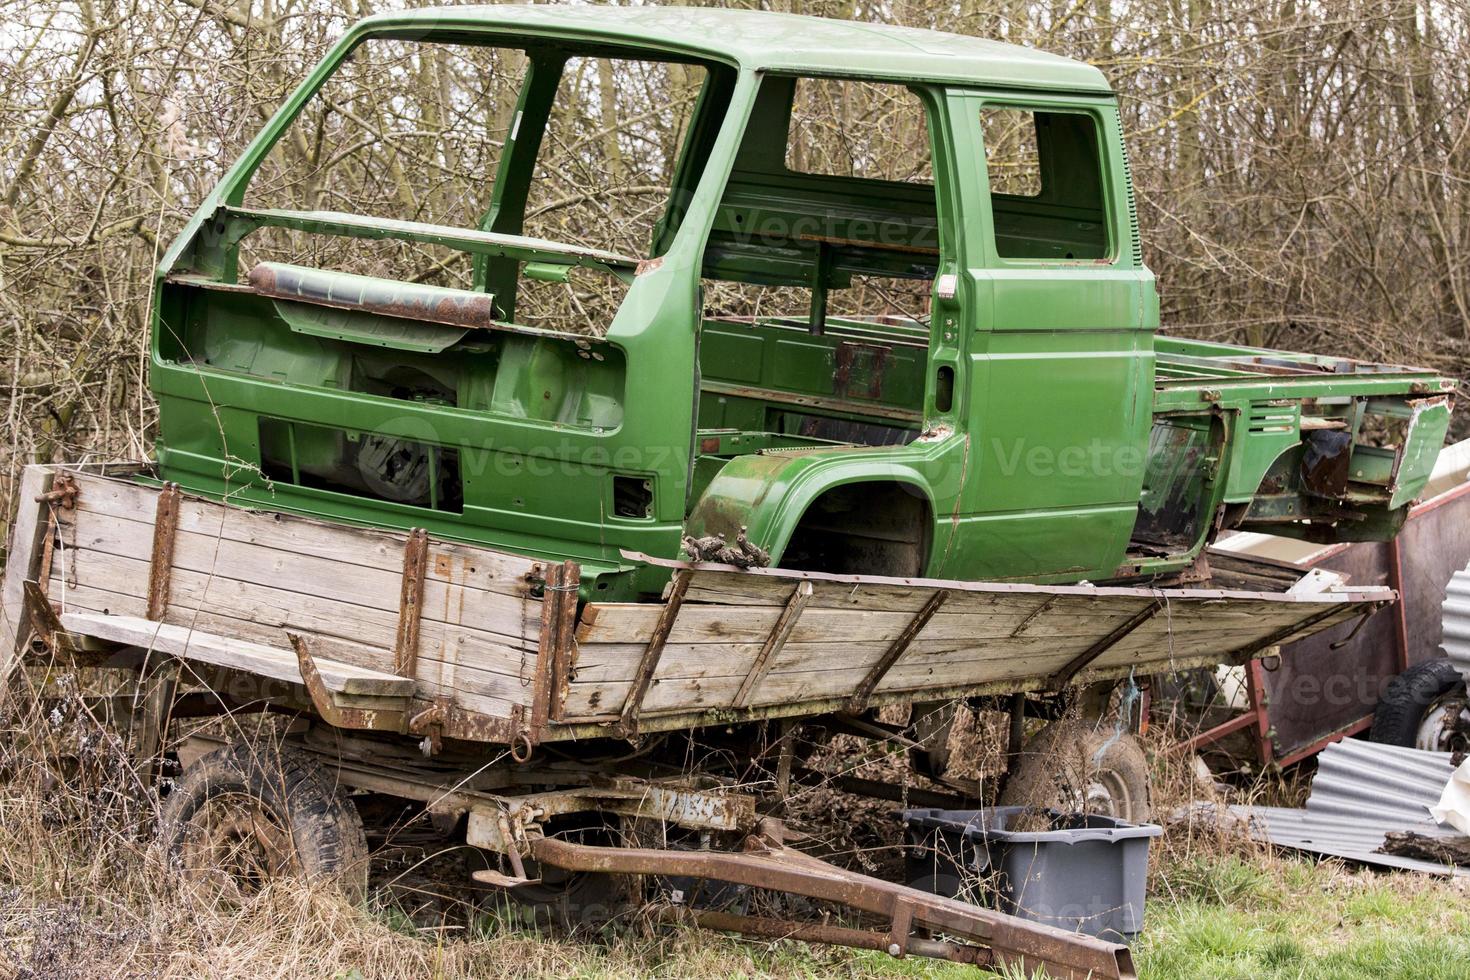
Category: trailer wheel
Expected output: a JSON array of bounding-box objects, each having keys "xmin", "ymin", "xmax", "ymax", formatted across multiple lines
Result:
[
  {"xmin": 159, "ymin": 742, "xmax": 368, "ymax": 904},
  {"xmin": 1370, "ymin": 659, "xmax": 1469, "ymax": 752},
  {"xmin": 999, "ymin": 721, "xmax": 1151, "ymax": 822}
]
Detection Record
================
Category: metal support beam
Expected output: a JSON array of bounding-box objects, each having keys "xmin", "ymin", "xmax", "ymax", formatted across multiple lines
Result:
[
  {"xmin": 616, "ymin": 568, "xmax": 691, "ymax": 738},
  {"xmin": 731, "ymin": 580, "xmax": 812, "ymax": 708},
  {"xmin": 1047, "ymin": 598, "xmax": 1162, "ymax": 690},
  {"xmin": 847, "ymin": 589, "xmax": 948, "ymax": 713},
  {"xmin": 146, "ymin": 482, "xmax": 181, "ymax": 622},
  {"xmin": 394, "ymin": 528, "xmax": 429, "ymax": 678},
  {"xmin": 525, "ymin": 828, "xmax": 1134, "ymax": 980}
]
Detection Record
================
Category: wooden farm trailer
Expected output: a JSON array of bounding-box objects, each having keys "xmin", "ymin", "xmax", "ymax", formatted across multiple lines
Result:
[{"xmin": 0, "ymin": 464, "xmax": 1397, "ymax": 979}]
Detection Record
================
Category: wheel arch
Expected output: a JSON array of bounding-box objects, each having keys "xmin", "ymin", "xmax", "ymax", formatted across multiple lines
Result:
[{"xmin": 685, "ymin": 453, "xmax": 937, "ymax": 573}]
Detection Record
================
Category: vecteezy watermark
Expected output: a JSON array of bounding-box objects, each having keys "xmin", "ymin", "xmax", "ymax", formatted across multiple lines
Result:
[{"xmin": 989, "ymin": 437, "xmax": 1147, "ymax": 479}]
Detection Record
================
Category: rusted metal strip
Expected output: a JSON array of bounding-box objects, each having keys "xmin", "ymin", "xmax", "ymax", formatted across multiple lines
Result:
[
  {"xmin": 847, "ymin": 588, "xmax": 949, "ymax": 713},
  {"xmin": 616, "ymin": 568, "xmax": 692, "ymax": 739},
  {"xmin": 528, "ymin": 832, "xmax": 1133, "ymax": 980},
  {"xmin": 549, "ymin": 560, "xmax": 580, "ymax": 721},
  {"xmin": 146, "ymin": 482, "xmax": 182, "ymax": 622},
  {"xmin": 731, "ymin": 580, "xmax": 813, "ymax": 709},
  {"xmin": 660, "ymin": 909, "xmax": 990, "ymax": 966},
  {"xmin": 394, "ymin": 529, "xmax": 429, "ymax": 677},
  {"xmin": 528, "ymin": 562, "xmax": 571, "ymax": 741},
  {"xmin": 22, "ymin": 580, "xmax": 64, "ymax": 651},
  {"xmin": 1009, "ymin": 594, "xmax": 1059, "ymax": 637},
  {"xmin": 1047, "ymin": 598, "xmax": 1163, "ymax": 690},
  {"xmin": 288, "ymin": 631, "xmax": 410, "ymax": 732},
  {"xmin": 34, "ymin": 472, "xmax": 79, "ymax": 598}
]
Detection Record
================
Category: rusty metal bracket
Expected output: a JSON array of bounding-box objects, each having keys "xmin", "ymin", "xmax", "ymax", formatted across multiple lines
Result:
[
  {"xmin": 34, "ymin": 471, "xmax": 79, "ymax": 508},
  {"xmin": 1048, "ymin": 597, "xmax": 1163, "ymax": 691},
  {"xmin": 288, "ymin": 631, "xmax": 409, "ymax": 732},
  {"xmin": 407, "ymin": 696, "xmax": 449, "ymax": 756},
  {"xmin": 529, "ymin": 560, "xmax": 579, "ymax": 741},
  {"xmin": 549, "ymin": 560, "xmax": 579, "ymax": 722},
  {"xmin": 615, "ymin": 567, "xmax": 691, "ymax": 739},
  {"xmin": 1328, "ymin": 605, "xmax": 1378, "ymax": 650},
  {"xmin": 34, "ymin": 471, "xmax": 79, "ymax": 597},
  {"xmin": 22, "ymin": 580, "xmax": 65, "ymax": 652},
  {"xmin": 394, "ymin": 528, "xmax": 429, "ymax": 677},
  {"xmin": 847, "ymin": 588, "xmax": 949, "ymax": 713},
  {"xmin": 146, "ymin": 482, "xmax": 181, "ymax": 622},
  {"xmin": 526, "ymin": 825, "xmax": 1133, "ymax": 980}
]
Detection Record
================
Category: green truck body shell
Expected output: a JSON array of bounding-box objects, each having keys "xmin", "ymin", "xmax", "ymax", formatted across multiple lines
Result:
[{"xmin": 149, "ymin": 6, "xmax": 1456, "ymax": 599}]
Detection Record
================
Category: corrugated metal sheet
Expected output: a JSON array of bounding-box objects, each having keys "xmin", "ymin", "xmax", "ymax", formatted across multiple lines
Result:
[
  {"xmin": 1242, "ymin": 738, "xmax": 1468, "ymax": 876},
  {"xmin": 1444, "ymin": 560, "xmax": 1470, "ymax": 681}
]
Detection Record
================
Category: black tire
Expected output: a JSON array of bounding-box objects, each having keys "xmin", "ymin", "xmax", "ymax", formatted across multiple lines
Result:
[
  {"xmin": 159, "ymin": 741, "xmax": 369, "ymax": 903},
  {"xmin": 998, "ymin": 720, "xmax": 1152, "ymax": 822},
  {"xmin": 1370, "ymin": 659, "xmax": 1466, "ymax": 749}
]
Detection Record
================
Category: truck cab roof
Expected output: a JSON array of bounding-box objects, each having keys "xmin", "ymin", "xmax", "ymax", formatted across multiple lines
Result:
[{"xmin": 358, "ymin": 5, "xmax": 1114, "ymax": 93}]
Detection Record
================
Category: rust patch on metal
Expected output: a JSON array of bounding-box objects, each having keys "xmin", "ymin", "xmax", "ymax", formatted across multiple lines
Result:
[
  {"xmin": 833, "ymin": 341, "xmax": 891, "ymax": 402},
  {"xmin": 1301, "ymin": 429, "xmax": 1353, "ymax": 497},
  {"xmin": 146, "ymin": 482, "xmax": 182, "ymax": 622},
  {"xmin": 395, "ymin": 528, "xmax": 429, "ymax": 677},
  {"xmin": 35, "ymin": 471, "xmax": 80, "ymax": 596},
  {"xmin": 35, "ymin": 471, "xmax": 79, "ymax": 508}
]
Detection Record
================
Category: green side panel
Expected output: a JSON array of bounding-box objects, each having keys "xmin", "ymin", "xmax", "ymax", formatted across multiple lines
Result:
[{"xmin": 1389, "ymin": 397, "xmax": 1453, "ymax": 509}]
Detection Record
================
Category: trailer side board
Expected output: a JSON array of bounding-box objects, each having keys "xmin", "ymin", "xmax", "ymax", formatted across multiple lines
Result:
[{"xmin": 564, "ymin": 553, "xmax": 1391, "ymax": 725}]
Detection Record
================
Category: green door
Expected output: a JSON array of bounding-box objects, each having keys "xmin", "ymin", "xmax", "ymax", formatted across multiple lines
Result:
[{"xmin": 938, "ymin": 91, "xmax": 1157, "ymax": 583}]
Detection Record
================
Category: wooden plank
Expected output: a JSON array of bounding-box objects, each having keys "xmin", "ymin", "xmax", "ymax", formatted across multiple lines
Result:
[
  {"xmin": 584, "ymin": 593, "xmax": 1329, "ymax": 652},
  {"xmin": 71, "ymin": 472, "xmax": 539, "ymax": 599},
  {"xmin": 67, "ymin": 508, "xmax": 538, "ymax": 648},
  {"xmin": 55, "ymin": 546, "xmax": 533, "ymax": 680},
  {"xmin": 731, "ymin": 581, "xmax": 812, "ymax": 709},
  {"xmin": 577, "ymin": 598, "xmax": 1212, "ymax": 646},
  {"xmin": 53, "ymin": 578, "xmax": 527, "ymax": 716},
  {"xmin": 568, "ymin": 600, "xmax": 1330, "ymax": 685},
  {"xmin": 59, "ymin": 611, "xmax": 414, "ymax": 697},
  {"xmin": 1, "ymin": 466, "xmax": 53, "ymax": 674},
  {"xmin": 564, "ymin": 603, "xmax": 1373, "ymax": 718}
]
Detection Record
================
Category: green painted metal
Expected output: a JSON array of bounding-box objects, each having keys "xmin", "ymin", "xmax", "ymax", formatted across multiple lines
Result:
[{"xmin": 150, "ymin": 7, "xmax": 1456, "ymax": 599}]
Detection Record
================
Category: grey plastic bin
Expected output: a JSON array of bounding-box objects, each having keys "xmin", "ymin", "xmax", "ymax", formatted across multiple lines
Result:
[{"xmin": 902, "ymin": 806, "xmax": 1162, "ymax": 942}]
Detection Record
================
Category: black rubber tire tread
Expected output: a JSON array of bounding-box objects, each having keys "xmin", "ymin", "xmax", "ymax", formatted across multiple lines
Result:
[
  {"xmin": 998, "ymin": 720, "xmax": 1152, "ymax": 822},
  {"xmin": 160, "ymin": 741, "xmax": 369, "ymax": 902},
  {"xmin": 1370, "ymin": 659, "xmax": 1465, "ymax": 748}
]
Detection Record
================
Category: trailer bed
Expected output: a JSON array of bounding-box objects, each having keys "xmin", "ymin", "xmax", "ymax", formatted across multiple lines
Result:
[{"xmin": 3, "ymin": 465, "xmax": 1394, "ymax": 748}]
